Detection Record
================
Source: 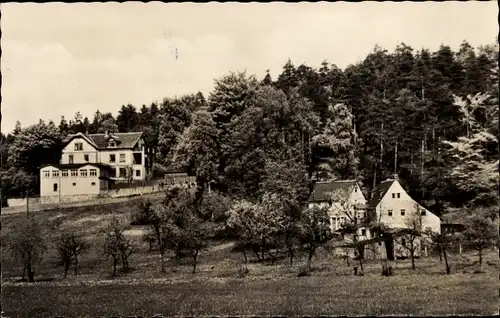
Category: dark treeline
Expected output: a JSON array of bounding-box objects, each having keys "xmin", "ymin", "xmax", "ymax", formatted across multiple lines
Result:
[{"xmin": 1, "ymin": 40, "xmax": 498, "ymax": 215}]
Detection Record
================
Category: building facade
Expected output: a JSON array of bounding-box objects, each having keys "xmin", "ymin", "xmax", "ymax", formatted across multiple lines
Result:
[
  {"xmin": 39, "ymin": 131, "xmax": 149, "ymax": 203},
  {"xmin": 307, "ymin": 176, "xmax": 441, "ymax": 260}
]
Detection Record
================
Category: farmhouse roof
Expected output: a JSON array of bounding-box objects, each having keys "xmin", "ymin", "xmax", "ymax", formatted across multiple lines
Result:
[
  {"xmin": 367, "ymin": 179, "xmax": 396, "ymax": 208},
  {"xmin": 308, "ymin": 180, "xmax": 357, "ymax": 202},
  {"xmin": 63, "ymin": 132, "xmax": 143, "ymax": 150}
]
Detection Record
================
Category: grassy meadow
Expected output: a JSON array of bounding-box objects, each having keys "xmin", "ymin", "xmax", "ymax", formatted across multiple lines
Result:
[{"xmin": 1, "ymin": 201, "xmax": 498, "ymax": 317}]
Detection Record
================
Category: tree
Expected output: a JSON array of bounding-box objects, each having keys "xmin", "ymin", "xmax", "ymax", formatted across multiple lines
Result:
[
  {"xmin": 8, "ymin": 120, "xmax": 63, "ymax": 179},
  {"xmin": 296, "ymin": 205, "xmax": 334, "ymax": 272},
  {"xmin": 393, "ymin": 207, "xmax": 424, "ymax": 270},
  {"xmin": 157, "ymin": 97, "xmax": 192, "ymax": 164},
  {"xmin": 428, "ymin": 230, "xmax": 456, "ymax": 275},
  {"xmin": 443, "ymin": 130, "xmax": 499, "ymax": 207},
  {"xmin": 6, "ymin": 217, "xmax": 47, "ymax": 282},
  {"xmin": 97, "ymin": 118, "xmax": 118, "ymax": 134},
  {"xmin": 56, "ymin": 233, "xmax": 90, "ymax": 277},
  {"xmin": 172, "ymin": 110, "xmax": 220, "ymax": 194},
  {"xmin": 326, "ymin": 188, "xmax": 368, "ymax": 275},
  {"xmin": 312, "ymin": 103, "xmax": 358, "ymax": 180},
  {"xmin": 226, "ymin": 198, "xmax": 282, "ymax": 265},
  {"xmin": 149, "ymin": 186, "xmax": 212, "ymax": 273},
  {"xmin": 102, "ymin": 216, "xmax": 135, "ymax": 276},
  {"xmin": 462, "ymin": 215, "xmax": 499, "ymax": 272},
  {"xmin": 116, "ymin": 104, "xmax": 139, "ymax": 132}
]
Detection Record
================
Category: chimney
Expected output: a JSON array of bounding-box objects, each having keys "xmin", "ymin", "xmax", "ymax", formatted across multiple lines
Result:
[
  {"xmin": 392, "ymin": 173, "xmax": 399, "ymax": 181},
  {"xmin": 104, "ymin": 130, "xmax": 110, "ymax": 139}
]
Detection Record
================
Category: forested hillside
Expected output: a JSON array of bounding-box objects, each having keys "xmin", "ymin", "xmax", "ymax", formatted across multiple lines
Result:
[{"xmin": 2, "ymin": 40, "xmax": 498, "ymax": 215}]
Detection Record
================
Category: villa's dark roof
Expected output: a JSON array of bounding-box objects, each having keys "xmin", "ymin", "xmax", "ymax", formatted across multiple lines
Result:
[
  {"xmin": 41, "ymin": 163, "xmax": 113, "ymax": 170},
  {"xmin": 308, "ymin": 180, "xmax": 357, "ymax": 202},
  {"xmin": 367, "ymin": 179, "xmax": 395, "ymax": 208},
  {"xmin": 63, "ymin": 132, "xmax": 143, "ymax": 150}
]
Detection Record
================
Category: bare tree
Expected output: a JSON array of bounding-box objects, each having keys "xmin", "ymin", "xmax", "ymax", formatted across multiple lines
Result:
[
  {"xmin": 462, "ymin": 215, "xmax": 499, "ymax": 272},
  {"xmin": 428, "ymin": 230, "xmax": 456, "ymax": 275},
  {"xmin": 56, "ymin": 233, "xmax": 90, "ymax": 277},
  {"xmin": 102, "ymin": 216, "xmax": 135, "ymax": 276},
  {"xmin": 6, "ymin": 217, "xmax": 47, "ymax": 282},
  {"xmin": 393, "ymin": 205, "xmax": 423, "ymax": 270},
  {"xmin": 326, "ymin": 189, "xmax": 369, "ymax": 275}
]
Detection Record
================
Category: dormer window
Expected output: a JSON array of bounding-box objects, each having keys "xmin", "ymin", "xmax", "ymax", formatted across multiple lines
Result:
[
  {"xmin": 109, "ymin": 139, "xmax": 116, "ymax": 147},
  {"xmin": 74, "ymin": 142, "xmax": 83, "ymax": 151}
]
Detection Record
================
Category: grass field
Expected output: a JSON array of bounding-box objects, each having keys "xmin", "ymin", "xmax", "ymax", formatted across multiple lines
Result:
[{"xmin": 2, "ymin": 201, "xmax": 498, "ymax": 317}]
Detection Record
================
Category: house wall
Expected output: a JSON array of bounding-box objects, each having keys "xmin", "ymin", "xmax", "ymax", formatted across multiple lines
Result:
[
  {"xmin": 95, "ymin": 149, "xmax": 146, "ymax": 181},
  {"xmin": 61, "ymin": 136, "xmax": 147, "ymax": 181},
  {"xmin": 375, "ymin": 181, "xmax": 441, "ymax": 233},
  {"xmin": 7, "ymin": 197, "xmax": 41, "ymax": 207},
  {"xmin": 61, "ymin": 137, "xmax": 99, "ymax": 164},
  {"xmin": 308, "ymin": 183, "xmax": 369, "ymax": 235},
  {"xmin": 40, "ymin": 165, "xmax": 104, "ymax": 197}
]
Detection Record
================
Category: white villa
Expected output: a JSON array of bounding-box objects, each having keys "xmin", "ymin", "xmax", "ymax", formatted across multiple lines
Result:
[{"xmin": 39, "ymin": 131, "xmax": 149, "ymax": 203}]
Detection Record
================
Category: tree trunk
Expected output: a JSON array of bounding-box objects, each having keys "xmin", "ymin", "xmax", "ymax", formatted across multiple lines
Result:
[
  {"xmin": 64, "ymin": 263, "xmax": 69, "ymax": 278},
  {"xmin": 243, "ymin": 250, "xmax": 248, "ymax": 271},
  {"xmin": 289, "ymin": 249, "xmax": 294, "ymax": 267},
  {"xmin": 112, "ymin": 258, "xmax": 118, "ymax": 277},
  {"xmin": 160, "ymin": 250, "xmax": 166, "ymax": 272},
  {"xmin": 192, "ymin": 250, "xmax": 198, "ymax": 274},
  {"xmin": 443, "ymin": 248, "xmax": 450, "ymax": 275},
  {"xmin": 478, "ymin": 248, "xmax": 483, "ymax": 272},
  {"xmin": 410, "ymin": 241, "xmax": 416, "ymax": 270},
  {"xmin": 358, "ymin": 252, "xmax": 364, "ymax": 275},
  {"xmin": 74, "ymin": 257, "xmax": 79, "ymax": 276},
  {"xmin": 27, "ymin": 260, "xmax": 34, "ymax": 282},
  {"xmin": 438, "ymin": 246, "xmax": 442, "ymax": 262},
  {"xmin": 307, "ymin": 250, "xmax": 314, "ymax": 272},
  {"xmin": 22, "ymin": 263, "xmax": 26, "ymax": 280}
]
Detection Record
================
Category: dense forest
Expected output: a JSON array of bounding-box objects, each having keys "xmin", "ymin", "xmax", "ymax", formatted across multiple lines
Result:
[{"xmin": 1, "ymin": 40, "xmax": 498, "ymax": 215}]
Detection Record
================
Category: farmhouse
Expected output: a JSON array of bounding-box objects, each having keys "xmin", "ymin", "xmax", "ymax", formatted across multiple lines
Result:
[
  {"xmin": 308, "ymin": 180, "xmax": 368, "ymax": 237},
  {"xmin": 39, "ymin": 131, "xmax": 149, "ymax": 203},
  {"xmin": 308, "ymin": 175, "xmax": 441, "ymax": 260},
  {"xmin": 366, "ymin": 175, "xmax": 441, "ymax": 259}
]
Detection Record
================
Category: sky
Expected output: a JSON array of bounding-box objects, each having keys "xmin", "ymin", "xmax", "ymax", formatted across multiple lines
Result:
[{"xmin": 1, "ymin": 2, "xmax": 498, "ymax": 133}]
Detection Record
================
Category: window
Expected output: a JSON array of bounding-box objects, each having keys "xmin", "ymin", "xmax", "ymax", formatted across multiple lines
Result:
[
  {"xmin": 401, "ymin": 238, "xmax": 406, "ymax": 247},
  {"xmin": 354, "ymin": 187, "xmax": 358, "ymax": 192},
  {"xmin": 110, "ymin": 154, "xmax": 116, "ymax": 163},
  {"xmin": 119, "ymin": 153, "xmax": 126, "ymax": 163},
  {"xmin": 388, "ymin": 210, "xmax": 393, "ymax": 216},
  {"xmin": 135, "ymin": 169, "xmax": 141, "ymax": 177},
  {"xmin": 72, "ymin": 182, "xmax": 76, "ymax": 186},
  {"xmin": 74, "ymin": 142, "xmax": 83, "ymax": 151},
  {"xmin": 89, "ymin": 169, "xmax": 97, "ymax": 176},
  {"xmin": 397, "ymin": 193, "xmax": 400, "ymax": 199},
  {"xmin": 392, "ymin": 193, "xmax": 395, "ymax": 198},
  {"xmin": 361, "ymin": 229, "xmax": 366, "ymax": 236},
  {"xmin": 69, "ymin": 154, "xmax": 74, "ymax": 164},
  {"xmin": 91, "ymin": 182, "xmax": 96, "ymax": 186},
  {"xmin": 53, "ymin": 183, "xmax": 58, "ymax": 192},
  {"xmin": 71, "ymin": 169, "xmax": 78, "ymax": 177},
  {"xmin": 80, "ymin": 169, "xmax": 88, "ymax": 177},
  {"xmin": 119, "ymin": 168, "xmax": 127, "ymax": 177},
  {"xmin": 43, "ymin": 171, "xmax": 50, "ymax": 178},
  {"xmin": 52, "ymin": 170, "xmax": 59, "ymax": 178},
  {"xmin": 84, "ymin": 154, "xmax": 89, "ymax": 162},
  {"xmin": 62, "ymin": 170, "xmax": 68, "ymax": 177},
  {"xmin": 401, "ymin": 209, "xmax": 405, "ymax": 216},
  {"xmin": 378, "ymin": 242, "xmax": 382, "ymax": 246},
  {"xmin": 421, "ymin": 209, "xmax": 426, "ymax": 216}
]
